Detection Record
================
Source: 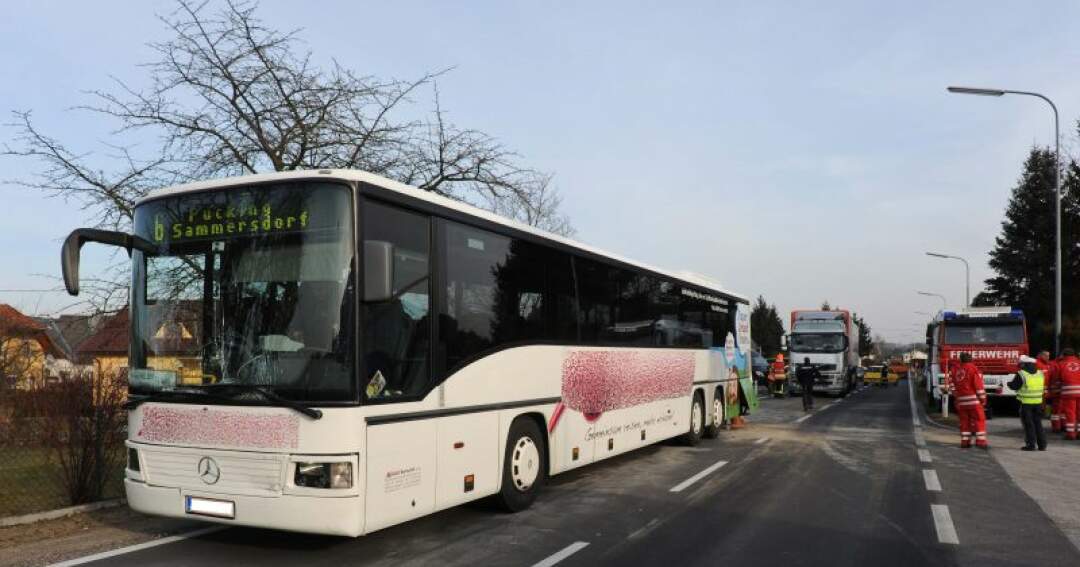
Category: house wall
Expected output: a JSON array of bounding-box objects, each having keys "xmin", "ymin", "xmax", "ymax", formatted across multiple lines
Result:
[{"xmin": 2, "ymin": 337, "xmax": 45, "ymax": 390}]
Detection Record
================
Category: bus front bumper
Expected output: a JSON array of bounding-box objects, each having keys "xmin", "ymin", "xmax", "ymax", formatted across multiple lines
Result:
[{"xmin": 125, "ymin": 479, "xmax": 364, "ymax": 537}]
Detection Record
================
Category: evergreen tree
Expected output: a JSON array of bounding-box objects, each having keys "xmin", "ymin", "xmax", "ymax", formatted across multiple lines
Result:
[
  {"xmin": 821, "ymin": 300, "xmax": 832, "ymax": 310},
  {"xmin": 852, "ymin": 313, "xmax": 874, "ymax": 357},
  {"xmin": 979, "ymin": 148, "xmax": 1080, "ymax": 351},
  {"xmin": 750, "ymin": 295, "xmax": 785, "ymax": 358}
]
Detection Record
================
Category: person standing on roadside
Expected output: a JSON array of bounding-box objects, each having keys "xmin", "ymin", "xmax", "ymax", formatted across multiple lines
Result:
[
  {"xmin": 796, "ymin": 357, "xmax": 820, "ymax": 412},
  {"xmin": 949, "ymin": 352, "xmax": 988, "ymax": 449},
  {"xmin": 1056, "ymin": 348, "xmax": 1080, "ymax": 441},
  {"xmin": 1036, "ymin": 350, "xmax": 1063, "ymax": 433},
  {"xmin": 769, "ymin": 353, "xmax": 787, "ymax": 397},
  {"xmin": 1009, "ymin": 355, "xmax": 1047, "ymax": 451}
]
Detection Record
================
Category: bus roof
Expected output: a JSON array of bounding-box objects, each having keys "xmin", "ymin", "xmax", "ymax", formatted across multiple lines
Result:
[{"xmin": 137, "ymin": 169, "xmax": 748, "ymax": 303}]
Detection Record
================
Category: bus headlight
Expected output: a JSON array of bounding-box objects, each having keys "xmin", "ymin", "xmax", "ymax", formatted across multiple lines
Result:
[{"xmin": 294, "ymin": 461, "xmax": 353, "ymax": 489}]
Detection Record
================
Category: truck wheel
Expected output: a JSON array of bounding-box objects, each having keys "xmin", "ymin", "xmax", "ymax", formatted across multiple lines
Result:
[
  {"xmin": 496, "ymin": 418, "xmax": 546, "ymax": 512},
  {"xmin": 703, "ymin": 389, "xmax": 723, "ymax": 439},
  {"xmin": 682, "ymin": 392, "xmax": 705, "ymax": 446}
]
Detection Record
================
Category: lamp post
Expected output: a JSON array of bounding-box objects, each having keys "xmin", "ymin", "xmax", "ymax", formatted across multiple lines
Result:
[
  {"xmin": 926, "ymin": 251, "xmax": 970, "ymax": 307},
  {"xmin": 947, "ymin": 85, "xmax": 1060, "ymax": 354},
  {"xmin": 917, "ymin": 291, "xmax": 947, "ymax": 312}
]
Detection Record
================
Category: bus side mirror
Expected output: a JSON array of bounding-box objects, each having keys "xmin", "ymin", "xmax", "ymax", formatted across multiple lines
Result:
[
  {"xmin": 363, "ymin": 240, "xmax": 394, "ymax": 302},
  {"xmin": 61, "ymin": 228, "xmax": 156, "ymax": 296}
]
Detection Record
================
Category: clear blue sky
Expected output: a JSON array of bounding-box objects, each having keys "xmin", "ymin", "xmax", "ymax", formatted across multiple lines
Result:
[{"xmin": 2, "ymin": 1, "xmax": 1079, "ymax": 343}]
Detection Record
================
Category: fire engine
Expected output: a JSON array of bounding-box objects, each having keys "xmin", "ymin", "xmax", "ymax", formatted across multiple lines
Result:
[{"xmin": 925, "ymin": 307, "xmax": 1028, "ymax": 411}]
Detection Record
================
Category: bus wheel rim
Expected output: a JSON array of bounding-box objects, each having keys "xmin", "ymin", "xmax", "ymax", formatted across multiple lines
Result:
[
  {"xmin": 511, "ymin": 436, "xmax": 540, "ymax": 491},
  {"xmin": 713, "ymin": 397, "xmax": 722, "ymax": 427}
]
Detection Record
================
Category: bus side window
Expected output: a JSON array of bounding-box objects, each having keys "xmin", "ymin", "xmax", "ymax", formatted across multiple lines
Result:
[{"xmin": 361, "ymin": 201, "xmax": 431, "ymax": 401}]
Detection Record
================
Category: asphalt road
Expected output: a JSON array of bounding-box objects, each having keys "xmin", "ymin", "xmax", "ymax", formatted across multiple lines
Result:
[{"xmin": 57, "ymin": 382, "xmax": 1080, "ymax": 567}]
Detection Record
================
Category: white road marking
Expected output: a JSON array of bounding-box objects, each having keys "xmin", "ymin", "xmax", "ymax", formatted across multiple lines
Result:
[
  {"xmin": 794, "ymin": 414, "xmax": 812, "ymax": 423},
  {"xmin": 918, "ymin": 449, "xmax": 932, "ymax": 463},
  {"xmin": 670, "ymin": 459, "xmax": 729, "ymax": 493},
  {"xmin": 48, "ymin": 526, "xmax": 227, "ymax": 567},
  {"xmin": 907, "ymin": 374, "xmax": 921, "ymax": 427},
  {"xmin": 627, "ymin": 518, "xmax": 662, "ymax": 541},
  {"xmin": 914, "ymin": 430, "xmax": 926, "ymax": 447},
  {"xmin": 931, "ymin": 504, "xmax": 960, "ymax": 544},
  {"xmin": 754, "ymin": 437, "xmax": 771, "ymax": 445},
  {"xmin": 923, "ymin": 469, "xmax": 942, "ymax": 492},
  {"xmin": 532, "ymin": 542, "xmax": 590, "ymax": 567}
]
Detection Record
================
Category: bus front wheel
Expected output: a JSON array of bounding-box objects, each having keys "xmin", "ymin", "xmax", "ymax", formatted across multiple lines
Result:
[
  {"xmin": 496, "ymin": 418, "xmax": 546, "ymax": 512},
  {"xmin": 682, "ymin": 392, "xmax": 705, "ymax": 446}
]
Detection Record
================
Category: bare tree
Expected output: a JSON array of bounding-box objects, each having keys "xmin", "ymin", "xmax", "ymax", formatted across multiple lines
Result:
[{"xmin": 3, "ymin": 0, "xmax": 572, "ymax": 309}]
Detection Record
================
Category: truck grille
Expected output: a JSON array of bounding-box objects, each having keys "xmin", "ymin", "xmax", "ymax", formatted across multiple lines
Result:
[
  {"xmin": 976, "ymin": 361, "xmax": 1016, "ymax": 373},
  {"xmin": 141, "ymin": 448, "xmax": 285, "ymax": 496}
]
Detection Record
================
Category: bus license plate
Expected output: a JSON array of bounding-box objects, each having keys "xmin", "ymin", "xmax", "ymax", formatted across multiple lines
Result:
[{"xmin": 185, "ymin": 496, "xmax": 235, "ymax": 519}]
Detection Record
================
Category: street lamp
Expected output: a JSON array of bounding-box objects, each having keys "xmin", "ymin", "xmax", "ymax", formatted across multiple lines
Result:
[
  {"xmin": 947, "ymin": 85, "xmax": 1061, "ymax": 354},
  {"xmin": 917, "ymin": 290, "xmax": 947, "ymax": 311},
  {"xmin": 926, "ymin": 251, "xmax": 970, "ymax": 307}
]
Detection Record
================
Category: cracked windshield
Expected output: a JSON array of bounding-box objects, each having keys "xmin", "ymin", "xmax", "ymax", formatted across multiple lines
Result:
[{"xmin": 130, "ymin": 182, "xmax": 355, "ymax": 402}]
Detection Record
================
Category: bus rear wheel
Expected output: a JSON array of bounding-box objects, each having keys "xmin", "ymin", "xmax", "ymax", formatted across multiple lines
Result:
[
  {"xmin": 496, "ymin": 418, "xmax": 546, "ymax": 512},
  {"xmin": 703, "ymin": 390, "xmax": 723, "ymax": 439},
  {"xmin": 682, "ymin": 392, "xmax": 705, "ymax": 446}
]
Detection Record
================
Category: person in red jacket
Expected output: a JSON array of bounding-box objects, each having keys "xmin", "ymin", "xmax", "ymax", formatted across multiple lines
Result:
[
  {"xmin": 768, "ymin": 354, "xmax": 787, "ymax": 397},
  {"xmin": 949, "ymin": 352, "xmax": 988, "ymax": 448},
  {"xmin": 1057, "ymin": 348, "xmax": 1080, "ymax": 440},
  {"xmin": 1037, "ymin": 350, "xmax": 1063, "ymax": 432}
]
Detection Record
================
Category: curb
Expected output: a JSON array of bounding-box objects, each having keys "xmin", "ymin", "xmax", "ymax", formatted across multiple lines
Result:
[{"xmin": 0, "ymin": 498, "xmax": 126, "ymax": 528}]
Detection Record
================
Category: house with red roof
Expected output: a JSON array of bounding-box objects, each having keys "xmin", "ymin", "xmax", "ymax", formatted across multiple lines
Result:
[{"xmin": 0, "ymin": 304, "xmax": 68, "ymax": 389}]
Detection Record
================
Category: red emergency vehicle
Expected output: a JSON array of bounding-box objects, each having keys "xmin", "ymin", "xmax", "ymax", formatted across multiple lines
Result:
[{"xmin": 925, "ymin": 307, "xmax": 1028, "ymax": 409}]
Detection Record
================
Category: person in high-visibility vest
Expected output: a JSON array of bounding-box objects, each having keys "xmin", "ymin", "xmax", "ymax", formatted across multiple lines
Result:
[
  {"xmin": 1008, "ymin": 355, "xmax": 1048, "ymax": 451},
  {"xmin": 1056, "ymin": 348, "xmax": 1080, "ymax": 441}
]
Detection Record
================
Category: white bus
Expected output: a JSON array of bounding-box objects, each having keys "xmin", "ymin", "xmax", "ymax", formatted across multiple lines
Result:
[{"xmin": 60, "ymin": 169, "xmax": 752, "ymax": 536}]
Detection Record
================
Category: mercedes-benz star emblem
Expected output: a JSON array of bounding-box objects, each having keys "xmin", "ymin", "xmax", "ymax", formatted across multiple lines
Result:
[{"xmin": 197, "ymin": 456, "xmax": 221, "ymax": 485}]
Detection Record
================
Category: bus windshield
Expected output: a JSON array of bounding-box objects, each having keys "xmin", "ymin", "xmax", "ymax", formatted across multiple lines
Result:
[
  {"xmin": 943, "ymin": 323, "xmax": 1024, "ymax": 345},
  {"xmin": 790, "ymin": 332, "xmax": 845, "ymax": 353},
  {"xmin": 129, "ymin": 182, "xmax": 355, "ymax": 403}
]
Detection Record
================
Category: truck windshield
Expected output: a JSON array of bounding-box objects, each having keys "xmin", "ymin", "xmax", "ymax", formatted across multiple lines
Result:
[
  {"xmin": 943, "ymin": 323, "xmax": 1024, "ymax": 345},
  {"xmin": 790, "ymin": 333, "xmax": 845, "ymax": 353},
  {"xmin": 128, "ymin": 182, "xmax": 355, "ymax": 403}
]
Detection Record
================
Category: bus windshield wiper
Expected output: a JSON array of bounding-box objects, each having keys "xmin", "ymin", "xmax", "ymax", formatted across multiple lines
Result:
[
  {"xmin": 206, "ymin": 384, "xmax": 323, "ymax": 419},
  {"xmin": 124, "ymin": 388, "xmax": 239, "ymax": 410}
]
